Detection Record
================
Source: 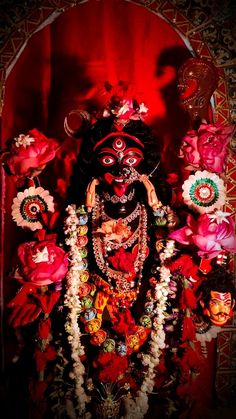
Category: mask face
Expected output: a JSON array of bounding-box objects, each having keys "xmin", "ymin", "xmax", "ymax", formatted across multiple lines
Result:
[
  {"xmin": 205, "ymin": 291, "xmax": 234, "ymax": 326},
  {"xmin": 95, "ymin": 135, "xmax": 144, "ymax": 197}
]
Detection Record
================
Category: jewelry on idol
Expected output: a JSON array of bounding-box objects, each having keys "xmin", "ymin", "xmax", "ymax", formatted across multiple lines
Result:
[
  {"xmin": 101, "ymin": 200, "xmax": 140, "ymax": 223},
  {"xmin": 140, "ymin": 174, "xmax": 162, "ymax": 210},
  {"xmin": 122, "ymin": 167, "xmax": 162, "ymax": 210},
  {"xmin": 102, "ymin": 189, "xmax": 135, "ymax": 204},
  {"xmin": 92, "ymin": 195, "xmax": 148, "ymax": 294}
]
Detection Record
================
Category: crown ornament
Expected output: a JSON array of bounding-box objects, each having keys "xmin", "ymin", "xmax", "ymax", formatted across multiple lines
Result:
[{"xmin": 64, "ymin": 81, "xmax": 148, "ymax": 138}]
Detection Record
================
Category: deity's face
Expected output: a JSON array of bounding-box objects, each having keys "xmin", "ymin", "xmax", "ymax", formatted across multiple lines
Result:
[
  {"xmin": 94, "ymin": 132, "xmax": 144, "ymax": 197},
  {"xmin": 204, "ymin": 291, "xmax": 234, "ymax": 326}
]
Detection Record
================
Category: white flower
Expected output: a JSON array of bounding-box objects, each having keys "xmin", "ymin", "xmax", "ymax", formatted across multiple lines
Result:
[
  {"xmin": 11, "ymin": 186, "xmax": 54, "ymax": 231},
  {"xmin": 208, "ymin": 210, "xmax": 231, "ymax": 224},
  {"xmin": 14, "ymin": 133, "xmax": 35, "ymax": 148},
  {"xmin": 32, "ymin": 246, "xmax": 49, "ymax": 263}
]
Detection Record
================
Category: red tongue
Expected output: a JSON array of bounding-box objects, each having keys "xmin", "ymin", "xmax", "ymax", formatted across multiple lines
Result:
[{"xmin": 113, "ymin": 183, "xmax": 128, "ymax": 197}]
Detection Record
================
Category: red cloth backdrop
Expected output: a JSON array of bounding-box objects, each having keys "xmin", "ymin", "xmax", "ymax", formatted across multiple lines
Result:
[{"xmin": 1, "ymin": 0, "xmax": 192, "ymax": 296}]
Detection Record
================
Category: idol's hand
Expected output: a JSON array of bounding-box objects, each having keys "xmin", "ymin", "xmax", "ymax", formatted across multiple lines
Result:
[
  {"xmin": 140, "ymin": 174, "xmax": 162, "ymax": 210},
  {"xmin": 85, "ymin": 178, "xmax": 100, "ymax": 212}
]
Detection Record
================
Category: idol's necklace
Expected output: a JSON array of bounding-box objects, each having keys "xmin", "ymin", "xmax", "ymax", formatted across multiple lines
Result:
[{"xmin": 92, "ymin": 194, "xmax": 148, "ymax": 293}]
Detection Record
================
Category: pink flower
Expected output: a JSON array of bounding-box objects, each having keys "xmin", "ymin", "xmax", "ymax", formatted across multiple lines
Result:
[
  {"xmin": 169, "ymin": 213, "xmax": 236, "ymax": 259},
  {"xmin": 1, "ymin": 128, "xmax": 59, "ymax": 178},
  {"xmin": 179, "ymin": 130, "xmax": 200, "ymax": 168},
  {"xmin": 17, "ymin": 239, "xmax": 68, "ymax": 285},
  {"xmin": 180, "ymin": 124, "xmax": 234, "ymax": 173}
]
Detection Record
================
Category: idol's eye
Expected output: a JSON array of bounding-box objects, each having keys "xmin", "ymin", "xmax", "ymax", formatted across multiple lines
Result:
[
  {"xmin": 123, "ymin": 155, "xmax": 143, "ymax": 166},
  {"xmin": 99, "ymin": 155, "xmax": 116, "ymax": 166}
]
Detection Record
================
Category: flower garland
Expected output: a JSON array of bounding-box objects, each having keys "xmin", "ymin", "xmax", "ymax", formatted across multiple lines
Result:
[
  {"xmin": 64, "ymin": 202, "xmax": 175, "ymax": 418},
  {"xmin": 64, "ymin": 204, "xmax": 91, "ymax": 417},
  {"xmin": 125, "ymin": 240, "xmax": 174, "ymax": 419}
]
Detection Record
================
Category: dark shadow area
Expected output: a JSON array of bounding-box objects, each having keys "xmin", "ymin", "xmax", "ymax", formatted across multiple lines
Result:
[{"xmin": 152, "ymin": 45, "xmax": 193, "ymax": 175}]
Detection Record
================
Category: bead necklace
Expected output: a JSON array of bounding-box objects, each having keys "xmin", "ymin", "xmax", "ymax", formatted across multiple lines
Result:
[
  {"xmin": 101, "ymin": 200, "xmax": 140, "ymax": 223},
  {"xmin": 92, "ymin": 195, "xmax": 148, "ymax": 294}
]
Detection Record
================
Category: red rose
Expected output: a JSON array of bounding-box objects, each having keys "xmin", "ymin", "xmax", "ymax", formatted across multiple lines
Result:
[
  {"xmin": 1, "ymin": 128, "xmax": 59, "ymax": 178},
  {"xmin": 17, "ymin": 239, "xmax": 68, "ymax": 286}
]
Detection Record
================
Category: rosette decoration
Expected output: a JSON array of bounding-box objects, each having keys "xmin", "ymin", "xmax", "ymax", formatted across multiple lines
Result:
[
  {"xmin": 1, "ymin": 128, "xmax": 59, "ymax": 178},
  {"xmin": 179, "ymin": 123, "xmax": 234, "ymax": 173},
  {"xmin": 182, "ymin": 170, "xmax": 226, "ymax": 214},
  {"xmin": 169, "ymin": 211, "xmax": 236, "ymax": 259},
  {"xmin": 11, "ymin": 186, "xmax": 54, "ymax": 230}
]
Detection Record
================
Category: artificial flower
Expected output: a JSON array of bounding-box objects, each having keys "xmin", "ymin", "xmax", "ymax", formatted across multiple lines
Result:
[
  {"xmin": 179, "ymin": 123, "xmax": 234, "ymax": 173},
  {"xmin": 38, "ymin": 318, "xmax": 51, "ymax": 340},
  {"xmin": 182, "ymin": 314, "xmax": 196, "ymax": 342},
  {"xmin": 182, "ymin": 170, "xmax": 225, "ymax": 214},
  {"xmin": 180, "ymin": 286, "xmax": 197, "ymax": 310},
  {"xmin": 33, "ymin": 290, "xmax": 61, "ymax": 314},
  {"xmin": 169, "ymin": 254, "xmax": 201, "ymax": 283},
  {"xmin": 197, "ymin": 123, "xmax": 233, "ymax": 173},
  {"xmin": 34, "ymin": 345, "xmax": 57, "ymax": 373},
  {"xmin": 93, "ymin": 352, "xmax": 129, "ymax": 383},
  {"xmin": 11, "ymin": 186, "xmax": 54, "ymax": 231},
  {"xmin": 7, "ymin": 283, "xmax": 42, "ymax": 327},
  {"xmin": 1, "ymin": 128, "xmax": 59, "ymax": 178},
  {"xmin": 170, "ymin": 213, "xmax": 236, "ymax": 259},
  {"xmin": 96, "ymin": 219, "xmax": 130, "ymax": 243},
  {"xmin": 179, "ymin": 130, "xmax": 200, "ymax": 168},
  {"xmin": 107, "ymin": 248, "xmax": 135, "ymax": 274},
  {"xmin": 111, "ymin": 308, "xmax": 136, "ymax": 335},
  {"xmin": 17, "ymin": 239, "xmax": 68, "ymax": 285}
]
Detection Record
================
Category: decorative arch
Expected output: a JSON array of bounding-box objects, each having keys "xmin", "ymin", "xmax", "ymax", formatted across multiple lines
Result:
[{"xmin": 0, "ymin": 0, "xmax": 234, "ymax": 125}]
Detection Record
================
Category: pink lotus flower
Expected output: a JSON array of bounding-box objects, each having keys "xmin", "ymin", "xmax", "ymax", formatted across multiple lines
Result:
[
  {"xmin": 169, "ymin": 212, "xmax": 236, "ymax": 259},
  {"xmin": 17, "ymin": 239, "xmax": 68, "ymax": 285},
  {"xmin": 1, "ymin": 128, "xmax": 59, "ymax": 178},
  {"xmin": 180, "ymin": 123, "xmax": 234, "ymax": 173}
]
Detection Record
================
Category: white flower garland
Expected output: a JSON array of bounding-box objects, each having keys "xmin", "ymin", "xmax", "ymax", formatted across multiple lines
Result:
[
  {"xmin": 64, "ymin": 205, "xmax": 90, "ymax": 417},
  {"xmin": 123, "ymin": 240, "xmax": 174, "ymax": 419},
  {"xmin": 65, "ymin": 204, "xmax": 175, "ymax": 419}
]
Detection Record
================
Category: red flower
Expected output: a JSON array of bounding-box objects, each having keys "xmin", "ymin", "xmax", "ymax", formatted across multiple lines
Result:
[
  {"xmin": 108, "ymin": 248, "xmax": 135, "ymax": 275},
  {"xmin": 1, "ymin": 128, "xmax": 59, "ymax": 178},
  {"xmin": 38, "ymin": 318, "xmax": 51, "ymax": 340},
  {"xmin": 17, "ymin": 239, "xmax": 68, "ymax": 286},
  {"xmin": 112, "ymin": 309, "xmax": 135, "ymax": 335},
  {"xmin": 180, "ymin": 287, "xmax": 197, "ymax": 310},
  {"xmin": 169, "ymin": 254, "xmax": 201, "ymax": 282},
  {"xmin": 34, "ymin": 345, "xmax": 57, "ymax": 372},
  {"xmin": 182, "ymin": 315, "xmax": 196, "ymax": 342},
  {"xmin": 33, "ymin": 290, "xmax": 61, "ymax": 314},
  {"xmin": 93, "ymin": 352, "xmax": 129, "ymax": 383}
]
